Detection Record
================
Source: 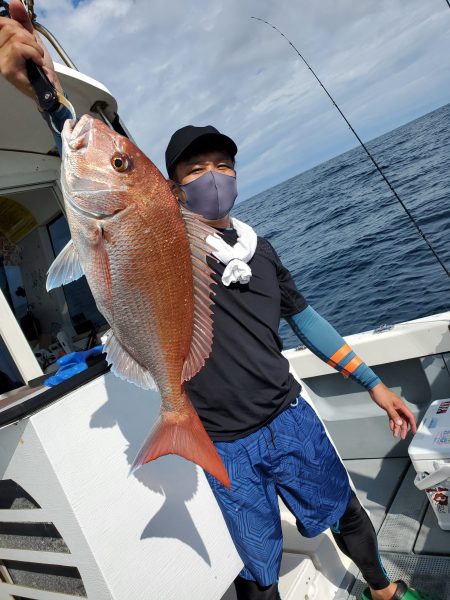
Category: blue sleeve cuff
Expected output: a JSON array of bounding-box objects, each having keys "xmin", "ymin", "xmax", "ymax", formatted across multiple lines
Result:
[
  {"xmin": 287, "ymin": 306, "xmax": 381, "ymax": 391},
  {"xmin": 351, "ymin": 363, "xmax": 381, "ymax": 390}
]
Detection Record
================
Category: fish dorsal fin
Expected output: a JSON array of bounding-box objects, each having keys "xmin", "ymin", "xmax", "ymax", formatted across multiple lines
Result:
[
  {"xmin": 46, "ymin": 239, "xmax": 84, "ymax": 291},
  {"xmin": 180, "ymin": 207, "xmax": 218, "ymax": 382},
  {"xmin": 104, "ymin": 330, "xmax": 157, "ymax": 390}
]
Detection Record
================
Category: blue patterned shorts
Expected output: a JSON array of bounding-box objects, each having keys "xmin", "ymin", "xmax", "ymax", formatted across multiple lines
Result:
[{"xmin": 205, "ymin": 397, "xmax": 352, "ymax": 586}]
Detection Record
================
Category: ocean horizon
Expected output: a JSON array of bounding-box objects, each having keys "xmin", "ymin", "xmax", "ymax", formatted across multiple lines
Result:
[{"xmin": 233, "ymin": 103, "xmax": 450, "ymax": 349}]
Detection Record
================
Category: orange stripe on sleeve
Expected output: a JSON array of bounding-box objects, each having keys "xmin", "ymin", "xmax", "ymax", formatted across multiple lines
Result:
[
  {"xmin": 341, "ymin": 356, "xmax": 363, "ymax": 378},
  {"xmin": 327, "ymin": 343, "xmax": 352, "ymax": 368}
]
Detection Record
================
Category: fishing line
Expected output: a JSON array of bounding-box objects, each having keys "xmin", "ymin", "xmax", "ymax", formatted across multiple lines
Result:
[{"xmin": 251, "ymin": 16, "xmax": 450, "ymax": 282}]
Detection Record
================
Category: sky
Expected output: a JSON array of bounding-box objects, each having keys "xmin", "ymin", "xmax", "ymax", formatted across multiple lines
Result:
[{"xmin": 35, "ymin": 0, "xmax": 450, "ymax": 201}]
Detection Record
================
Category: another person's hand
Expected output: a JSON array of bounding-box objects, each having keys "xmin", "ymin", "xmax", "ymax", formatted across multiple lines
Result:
[
  {"xmin": 0, "ymin": 0, "xmax": 61, "ymax": 100},
  {"xmin": 369, "ymin": 382, "xmax": 417, "ymax": 439}
]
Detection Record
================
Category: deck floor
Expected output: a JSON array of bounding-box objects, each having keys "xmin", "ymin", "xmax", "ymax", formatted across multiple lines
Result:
[{"xmin": 342, "ymin": 460, "xmax": 450, "ymax": 600}]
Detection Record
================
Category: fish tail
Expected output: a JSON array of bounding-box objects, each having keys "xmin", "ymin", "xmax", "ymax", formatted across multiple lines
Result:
[{"xmin": 131, "ymin": 397, "xmax": 231, "ymax": 489}]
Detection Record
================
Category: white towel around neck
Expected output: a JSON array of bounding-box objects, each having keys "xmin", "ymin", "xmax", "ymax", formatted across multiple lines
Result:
[{"xmin": 206, "ymin": 218, "xmax": 258, "ymax": 286}]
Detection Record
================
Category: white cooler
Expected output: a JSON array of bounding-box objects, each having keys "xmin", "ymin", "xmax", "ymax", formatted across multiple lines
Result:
[{"xmin": 408, "ymin": 398, "xmax": 450, "ymax": 530}]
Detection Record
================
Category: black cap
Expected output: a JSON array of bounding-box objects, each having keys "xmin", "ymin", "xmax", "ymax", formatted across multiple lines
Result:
[{"xmin": 165, "ymin": 125, "xmax": 237, "ymax": 175}]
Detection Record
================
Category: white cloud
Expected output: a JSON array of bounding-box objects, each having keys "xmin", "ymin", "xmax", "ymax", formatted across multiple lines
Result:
[{"xmin": 36, "ymin": 0, "xmax": 450, "ymax": 200}]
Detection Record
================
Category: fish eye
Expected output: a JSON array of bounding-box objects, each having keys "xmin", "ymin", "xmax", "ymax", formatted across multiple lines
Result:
[{"xmin": 111, "ymin": 152, "xmax": 130, "ymax": 172}]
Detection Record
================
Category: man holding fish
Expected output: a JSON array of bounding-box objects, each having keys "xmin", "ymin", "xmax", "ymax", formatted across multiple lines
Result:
[{"xmin": 0, "ymin": 3, "xmax": 435, "ymax": 600}]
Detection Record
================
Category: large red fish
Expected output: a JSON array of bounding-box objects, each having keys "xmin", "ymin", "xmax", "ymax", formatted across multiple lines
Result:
[{"xmin": 47, "ymin": 115, "xmax": 230, "ymax": 488}]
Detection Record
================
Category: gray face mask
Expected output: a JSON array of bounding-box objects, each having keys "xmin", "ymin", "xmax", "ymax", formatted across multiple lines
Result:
[{"xmin": 180, "ymin": 171, "xmax": 238, "ymax": 220}]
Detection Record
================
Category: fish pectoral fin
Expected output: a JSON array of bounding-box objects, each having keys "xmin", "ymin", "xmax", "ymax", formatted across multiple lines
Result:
[
  {"xmin": 104, "ymin": 330, "xmax": 157, "ymax": 391},
  {"xmin": 46, "ymin": 239, "xmax": 84, "ymax": 291},
  {"xmin": 131, "ymin": 399, "xmax": 230, "ymax": 489}
]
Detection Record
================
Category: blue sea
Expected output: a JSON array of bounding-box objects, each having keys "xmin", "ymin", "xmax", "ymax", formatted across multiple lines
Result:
[{"xmin": 233, "ymin": 103, "xmax": 450, "ymax": 350}]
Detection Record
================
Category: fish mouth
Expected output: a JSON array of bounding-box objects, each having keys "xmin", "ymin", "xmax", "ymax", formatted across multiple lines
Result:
[{"xmin": 62, "ymin": 115, "xmax": 95, "ymax": 151}]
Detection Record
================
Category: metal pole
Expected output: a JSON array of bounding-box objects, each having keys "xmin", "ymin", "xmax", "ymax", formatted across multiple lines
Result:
[{"xmin": 34, "ymin": 22, "xmax": 78, "ymax": 70}]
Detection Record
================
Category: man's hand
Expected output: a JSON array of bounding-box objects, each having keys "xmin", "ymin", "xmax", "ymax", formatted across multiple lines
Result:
[
  {"xmin": 0, "ymin": 0, "xmax": 61, "ymax": 100},
  {"xmin": 369, "ymin": 382, "xmax": 417, "ymax": 439}
]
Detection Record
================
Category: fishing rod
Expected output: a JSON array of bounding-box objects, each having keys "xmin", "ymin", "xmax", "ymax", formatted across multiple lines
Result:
[
  {"xmin": 0, "ymin": 0, "xmax": 76, "ymax": 118},
  {"xmin": 251, "ymin": 16, "xmax": 450, "ymax": 282},
  {"xmin": 1, "ymin": 0, "xmax": 131, "ymax": 135}
]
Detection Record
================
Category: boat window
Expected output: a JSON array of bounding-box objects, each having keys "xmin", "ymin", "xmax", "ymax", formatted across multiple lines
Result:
[
  {"xmin": 47, "ymin": 214, "xmax": 107, "ymax": 335},
  {"xmin": 0, "ymin": 188, "xmax": 107, "ymax": 386}
]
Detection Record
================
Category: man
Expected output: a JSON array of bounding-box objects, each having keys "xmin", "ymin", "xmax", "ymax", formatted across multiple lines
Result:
[
  {"xmin": 163, "ymin": 126, "xmax": 426, "ymax": 600},
  {"xmin": 0, "ymin": 3, "xmax": 435, "ymax": 599}
]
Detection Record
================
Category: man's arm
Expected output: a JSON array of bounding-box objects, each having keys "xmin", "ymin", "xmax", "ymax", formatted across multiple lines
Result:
[
  {"xmin": 287, "ymin": 306, "xmax": 381, "ymax": 389},
  {"xmin": 287, "ymin": 306, "xmax": 417, "ymax": 440},
  {"xmin": 0, "ymin": 0, "xmax": 62, "ymax": 98},
  {"xmin": 267, "ymin": 240, "xmax": 417, "ymax": 441}
]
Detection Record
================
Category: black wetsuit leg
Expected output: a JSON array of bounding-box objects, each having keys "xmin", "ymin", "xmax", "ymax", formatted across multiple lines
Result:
[{"xmin": 330, "ymin": 493, "xmax": 391, "ymax": 590}]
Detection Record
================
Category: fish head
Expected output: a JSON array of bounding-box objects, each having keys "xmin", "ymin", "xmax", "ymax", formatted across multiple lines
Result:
[{"xmin": 61, "ymin": 115, "xmax": 150, "ymax": 220}]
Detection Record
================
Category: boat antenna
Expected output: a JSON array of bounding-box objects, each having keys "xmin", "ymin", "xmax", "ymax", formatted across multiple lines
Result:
[{"xmin": 251, "ymin": 16, "xmax": 450, "ymax": 282}]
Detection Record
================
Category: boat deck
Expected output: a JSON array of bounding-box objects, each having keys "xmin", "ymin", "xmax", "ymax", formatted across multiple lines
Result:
[{"xmin": 341, "ymin": 458, "xmax": 450, "ymax": 599}]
